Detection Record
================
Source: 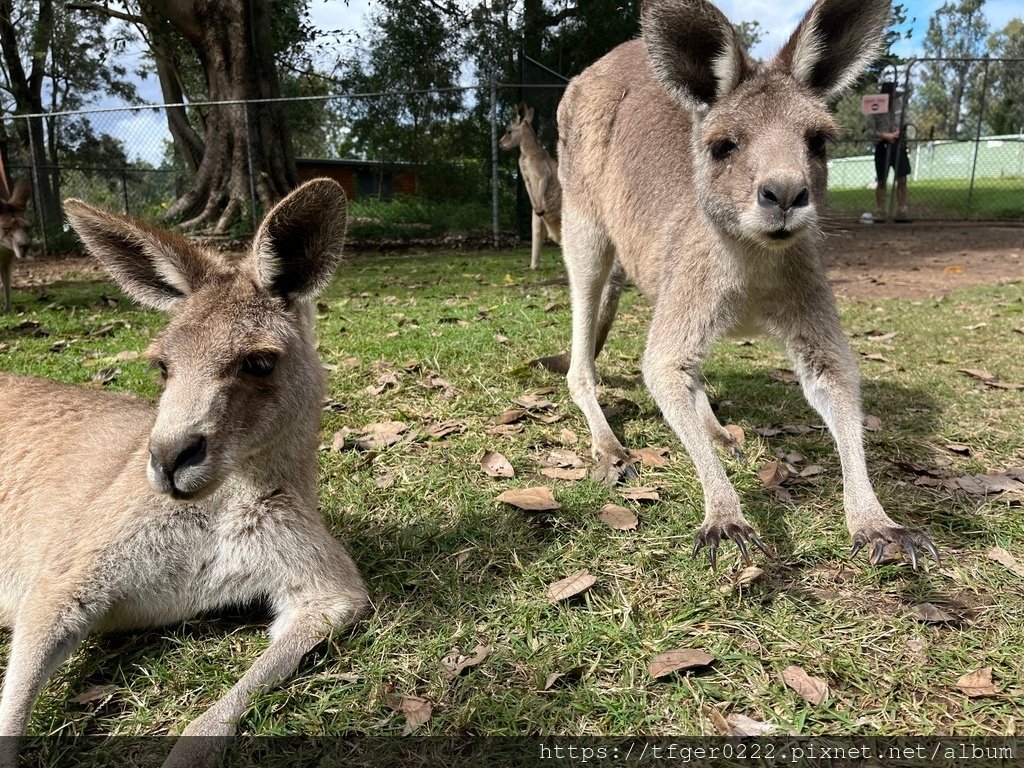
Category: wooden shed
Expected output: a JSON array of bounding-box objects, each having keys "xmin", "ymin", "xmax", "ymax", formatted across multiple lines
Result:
[{"xmin": 295, "ymin": 158, "xmax": 418, "ymax": 201}]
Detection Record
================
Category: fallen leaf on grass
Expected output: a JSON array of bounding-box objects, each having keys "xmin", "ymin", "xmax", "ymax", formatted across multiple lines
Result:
[
  {"xmin": 631, "ymin": 447, "xmax": 670, "ymax": 467},
  {"xmin": 620, "ymin": 486, "xmax": 660, "ymax": 502},
  {"xmin": 724, "ymin": 424, "xmax": 746, "ymax": 445},
  {"xmin": 367, "ymin": 371, "xmax": 399, "ymax": 396},
  {"xmin": 354, "ymin": 421, "xmax": 408, "ymax": 451},
  {"xmin": 945, "ymin": 443, "xmax": 972, "ymax": 455},
  {"xmin": 955, "ymin": 667, "xmax": 1000, "ymax": 698},
  {"xmin": 496, "ymin": 486, "xmax": 560, "ymax": 511},
  {"xmin": 758, "ymin": 460, "xmax": 790, "ymax": 488},
  {"xmin": 482, "ymin": 451, "xmax": 514, "ymax": 478},
  {"xmin": 543, "ymin": 667, "xmax": 584, "ymax": 691},
  {"xmin": 71, "ymin": 684, "xmax": 117, "ymax": 706},
  {"xmin": 548, "ymin": 569, "xmax": 596, "ymax": 602},
  {"xmin": 375, "ymin": 474, "xmax": 396, "ymax": 490},
  {"xmin": 910, "ymin": 603, "xmax": 956, "ymax": 624},
  {"xmin": 864, "ymin": 414, "xmax": 882, "ymax": 432},
  {"xmin": 863, "ymin": 353, "xmax": 889, "ymax": 362},
  {"xmin": 769, "ymin": 368, "xmax": 800, "ymax": 385},
  {"xmin": 487, "ymin": 423, "xmax": 525, "ymax": 436},
  {"xmin": 540, "ymin": 449, "xmax": 583, "ymax": 468},
  {"xmin": 493, "ymin": 408, "xmax": 527, "ymax": 426},
  {"xmin": 114, "ymin": 350, "xmax": 139, "ymax": 362},
  {"xmin": 954, "ymin": 473, "xmax": 1024, "ymax": 497},
  {"xmin": 735, "ymin": 566, "xmax": 765, "ymax": 586},
  {"xmin": 958, "ymin": 368, "xmax": 1024, "ymax": 390},
  {"xmin": 440, "ymin": 644, "xmax": 491, "ymax": 680},
  {"xmin": 559, "ymin": 428, "xmax": 578, "ymax": 445},
  {"xmin": 866, "ymin": 331, "xmax": 898, "ymax": 342},
  {"xmin": 398, "ymin": 696, "xmax": 432, "ymax": 735},
  {"xmin": 782, "ymin": 665, "xmax": 830, "ymax": 705},
  {"xmin": 706, "ymin": 705, "xmax": 776, "ymax": 736},
  {"xmin": 11, "ymin": 320, "xmax": 49, "ymax": 336},
  {"xmin": 649, "ymin": 649, "xmax": 715, "ymax": 679},
  {"xmin": 540, "ymin": 467, "xmax": 587, "ymax": 481},
  {"xmin": 425, "ymin": 419, "xmax": 465, "ymax": 439},
  {"xmin": 598, "ymin": 503, "xmax": 639, "ymax": 531},
  {"xmin": 986, "ymin": 546, "xmax": 1024, "ymax": 577}
]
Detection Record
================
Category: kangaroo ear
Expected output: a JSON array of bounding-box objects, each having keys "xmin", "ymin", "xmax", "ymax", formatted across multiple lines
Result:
[
  {"xmin": 771, "ymin": 0, "xmax": 890, "ymax": 99},
  {"xmin": 64, "ymin": 200, "xmax": 224, "ymax": 311},
  {"xmin": 523, "ymin": 105, "xmax": 535, "ymax": 124},
  {"xmin": 250, "ymin": 178, "xmax": 348, "ymax": 303},
  {"xmin": 642, "ymin": 0, "xmax": 753, "ymax": 112},
  {"xmin": 8, "ymin": 179, "xmax": 31, "ymax": 210}
]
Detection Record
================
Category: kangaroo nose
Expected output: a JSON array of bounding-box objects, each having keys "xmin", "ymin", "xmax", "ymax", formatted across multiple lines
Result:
[
  {"xmin": 149, "ymin": 434, "xmax": 207, "ymax": 485},
  {"xmin": 758, "ymin": 180, "xmax": 810, "ymax": 211}
]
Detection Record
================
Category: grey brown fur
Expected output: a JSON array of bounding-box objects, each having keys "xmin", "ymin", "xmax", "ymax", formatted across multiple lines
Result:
[
  {"xmin": 554, "ymin": 0, "xmax": 938, "ymax": 567},
  {"xmin": 500, "ymin": 102, "xmax": 562, "ymax": 269},
  {"xmin": 0, "ymin": 179, "xmax": 31, "ymax": 313},
  {"xmin": 0, "ymin": 179, "xmax": 368, "ymax": 767}
]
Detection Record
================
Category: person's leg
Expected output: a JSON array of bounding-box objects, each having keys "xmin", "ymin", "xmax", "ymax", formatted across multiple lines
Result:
[{"xmin": 873, "ymin": 143, "xmax": 888, "ymax": 216}]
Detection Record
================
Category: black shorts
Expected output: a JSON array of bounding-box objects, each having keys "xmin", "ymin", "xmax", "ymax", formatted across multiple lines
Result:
[{"xmin": 875, "ymin": 141, "xmax": 911, "ymax": 181}]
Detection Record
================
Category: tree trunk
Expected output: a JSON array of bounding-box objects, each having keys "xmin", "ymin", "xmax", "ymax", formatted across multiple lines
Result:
[{"xmin": 148, "ymin": 0, "xmax": 297, "ymax": 233}]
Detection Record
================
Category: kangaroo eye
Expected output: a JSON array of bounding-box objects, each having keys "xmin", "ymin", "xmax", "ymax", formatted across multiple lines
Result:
[
  {"xmin": 807, "ymin": 133, "xmax": 831, "ymax": 158},
  {"xmin": 709, "ymin": 138, "xmax": 738, "ymax": 161},
  {"xmin": 241, "ymin": 353, "xmax": 277, "ymax": 378}
]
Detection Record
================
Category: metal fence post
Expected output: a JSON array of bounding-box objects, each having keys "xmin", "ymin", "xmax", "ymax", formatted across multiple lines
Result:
[
  {"xmin": 243, "ymin": 102, "xmax": 258, "ymax": 233},
  {"xmin": 966, "ymin": 58, "xmax": 991, "ymax": 219},
  {"xmin": 25, "ymin": 117, "xmax": 48, "ymax": 255},
  {"xmin": 490, "ymin": 80, "xmax": 500, "ymax": 249},
  {"xmin": 121, "ymin": 168, "xmax": 130, "ymax": 215}
]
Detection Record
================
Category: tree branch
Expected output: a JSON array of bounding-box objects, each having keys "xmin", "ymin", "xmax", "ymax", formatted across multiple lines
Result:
[{"xmin": 67, "ymin": 1, "xmax": 144, "ymax": 24}]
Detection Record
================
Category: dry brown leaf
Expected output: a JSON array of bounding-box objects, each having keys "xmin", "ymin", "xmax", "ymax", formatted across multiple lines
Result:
[
  {"xmin": 620, "ymin": 486, "xmax": 660, "ymax": 502},
  {"xmin": 71, "ymin": 684, "xmax": 117, "ymax": 705},
  {"xmin": 863, "ymin": 352, "xmax": 889, "ymax": 362},
  {"xmin": 513, "ymin": 393, "xmax": 557, "ymax": 411},
  {"xmin": 543, "ymin": 667, "xmax": 584, "ymax": 691},
  {"xmin": 769, "ymin": 368, "xmax": 800, "ymax": 385},
  {"xmin": 367, "ymin": 371, "xmax": 399, "ymax": 396},
  {"xmin": 496, "ymin": 486, "xmax": 560, "ymax": 511},
  {"xmin": 114, "ymin": 350, "xmax": 139, "ymax": 362},
  {"xmin": 799, "ymin": 464, "xmax": 825, "ymax": 478},
  {"xmin": 487, "ymin": 423, "xmax": 525, "ymax": 436},
  {"xmin": 330, "ymin": 428, "xmax": 353, "ymax": 452},
  {"xmin": 548, "ymin": 569, "xmax": 596, "ymax": 602},
  {"xmin": 987, "ymin": 546, "xmax": 1024, "ymax": 577},
  {"xmin": 706, "ymin": 705, "xmax": 777, "ymax": 737},
  {"xmin": 440, "ymin": 644, "xmax": 491, "ymax": 680},
  {"xmin": 540, "ymin": 467, "xmax": 587, "ymax": 481},
  {"xmin": 493, "ymin": 408, "xmax": 527, "ymax": 426},
  {"xmin": 956, "ymin": 474, "xmax": 1024, "ymax": 496},
  {"xmin": 758, "ymin": 460, "xmax": 790, "ymax": 488},
  {"xmin": 955, "ymin": 667, "xmax": 1000, "ymax": 698},
  {"xmin": 598, "ymin": 503, "xmax": 639, "ymax": 531},
  {"xmin": 864, "ymin": 414, "xmax": 882, "ymax": 432},
  {"xmin": 354, "ymin": 421, "xmax": 408, "ymax": 451},
  {"xmin": 910, "ymin": 603, "xmax": 956, "ymax": 623},
  {"xmin": 705, "ymin": 704, "xmax": 731, "ymax": 735},
  {"xmin": 542, "ymin": 449, "xmax": 583, "ymax": 468},
  {"xmin": 735, "ymin": 566, "xmax": 765, "ymax": 586},
  {"xmin": 426, "ymin": 419, "xmax": 465, "ymax": 439},
  {"xmin": 374, "ymin": 474, "xmax": 396, "ymax": 490},
  {"xmin": 782, "ymin": 665, "xmax": 830, "ymax": 705},
  {"xmin": 959, "ymin": 367, "xmax": 995, "ymax": 382},
  {"xmin": 866, "ymin": 331, "xmax": 898, "ymax": 341},
  {"xmin": 559, "ymin": 428, "xmax": 578, "ymax": 445},
  {"xmin": 724, "ymin": 424, "xmax": 746, "ymax": 445},
  {"xmin": 482, "ymin": 451, "xmax": 514, "ymax": 478},
  {"xmin": 648, "ymin": 649, "xmax": 715, "ymax": 679},
  {"xmin": 631, "ymin": 447, "xmax": 670, "ymax": 467},
  {"xmin": 398, "ymin": 696, "xmax": 432, "ymax": 735}
]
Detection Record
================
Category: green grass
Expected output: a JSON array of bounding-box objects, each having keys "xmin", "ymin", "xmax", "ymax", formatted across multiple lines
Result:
[
  {"xmin": 1, "ymin": 248, "xmax": 1023, "ymax": 760},
  {"xmin": 828, "ymin": 177, "xmax": 1024, "ymax": 220}
]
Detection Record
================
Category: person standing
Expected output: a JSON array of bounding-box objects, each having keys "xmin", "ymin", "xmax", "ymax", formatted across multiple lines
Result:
[{"xmin": 868, "ymin": 81, "xmax": 911, "ymax": 222}]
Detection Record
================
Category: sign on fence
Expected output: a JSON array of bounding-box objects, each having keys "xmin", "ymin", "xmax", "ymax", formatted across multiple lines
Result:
[{"xmin": 861, "ymin": 94, "xmax": 890, "ymax": 115}]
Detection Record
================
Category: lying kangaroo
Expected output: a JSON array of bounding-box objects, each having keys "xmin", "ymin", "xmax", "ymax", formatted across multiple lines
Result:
[
  {"xmin": 555, "ymin": 0, "xmax": 938, "ymax": 568},
  {"xmin": 0, "ymin": 179, "xmax": 31, "ymax": 313},
  {"xmin": 0, "ymin": 179, "xmax": 368, "ymax": 767},
  {"xmin": 500, "ymin": 102, "xmax": 562, "ymax": 270}
]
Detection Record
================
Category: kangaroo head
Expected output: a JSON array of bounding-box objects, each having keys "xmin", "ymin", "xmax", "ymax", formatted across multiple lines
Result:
[
  {"xmin": 644, "ymin": 0, "xmax": 889, "ymax": 249},
  {"xmin": 64, "ymin": 179, "xmax": 348, "ymax": 500},
  {"xmin": 0, "ymin": 179, "xmax": 32, "ymax": 259},
  {"xmin": 499, "ymin": 102, "xmax": 536, "ymax": 150}
]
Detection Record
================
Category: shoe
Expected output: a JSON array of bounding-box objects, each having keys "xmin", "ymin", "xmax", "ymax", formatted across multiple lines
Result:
[{"xmin": 895, "ymin": 208, "xmax": 911, "ymax": 223}]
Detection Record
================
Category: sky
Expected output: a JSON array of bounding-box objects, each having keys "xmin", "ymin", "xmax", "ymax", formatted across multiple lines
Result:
[{"xmin": 99, "ymin": 0, "xmax": 1021, "ymax": 164}]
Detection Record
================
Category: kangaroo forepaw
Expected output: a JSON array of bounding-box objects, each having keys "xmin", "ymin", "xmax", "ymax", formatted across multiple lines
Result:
[
  {"xmin": 849, "ymin": 526, "xmax": 940, "ymax": 571},
  {"xmin": 691, "ymin": 520, "xmax": 772, "ymax": 570}
]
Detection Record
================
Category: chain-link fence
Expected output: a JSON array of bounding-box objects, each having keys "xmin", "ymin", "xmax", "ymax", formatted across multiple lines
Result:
[
  {"xmin": 829, "ymin": 57, "xmax": 1024, "ymax": 222},
  {"xmin": 2, "ymin": 55, "xmax": 1021, "ymax": 253}
]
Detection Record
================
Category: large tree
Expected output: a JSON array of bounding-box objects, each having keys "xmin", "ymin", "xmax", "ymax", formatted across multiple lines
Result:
[{"xmin": 986, "ymin": 18, "xmax": 1024, "ymax": 135}]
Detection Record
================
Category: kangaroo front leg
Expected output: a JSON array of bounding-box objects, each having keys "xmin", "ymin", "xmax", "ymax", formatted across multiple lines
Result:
[
  {"xmin": 1, "ymin": 252, "xmax": 11, "ymax": 313},
  {"xmin": 161, "ymin": 589, "xmax": 366, "ymax": 768},
  {"xmin": 785, "ymin": 320, "xmax": 939, "ymax": 569},
  {"xmin": 643, "ymin": 312, "xmax": 769, "ymax": 568},
  {"xmin": 0, "ymin": 595, "xmax": 100, "ymax": 764}
]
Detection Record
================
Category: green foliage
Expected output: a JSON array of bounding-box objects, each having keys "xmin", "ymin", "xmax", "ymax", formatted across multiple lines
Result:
[{"xmin": 986, "ymin": 19, "xmax": 1024, "ymax": 135}]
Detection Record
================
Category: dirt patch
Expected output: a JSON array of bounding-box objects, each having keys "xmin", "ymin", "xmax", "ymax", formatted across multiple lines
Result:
[
  {"xmin": 9, "ymin": 222, "xmax": 1024, "ymax": 301},
  {"xmin": 824, "ymin": 221, "xmax": 1024, "ymax": 300}
]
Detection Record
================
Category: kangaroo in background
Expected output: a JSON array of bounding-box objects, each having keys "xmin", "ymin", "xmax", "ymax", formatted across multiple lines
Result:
[
  {"xmin": 0, "ymin": 179, "xmax": 31, "ymax": 313},
  {"xmin": 0, "ymin": 179, "xmax": 368, "ymax": 768},
  {"xmin": 555, "ymin": 0, "xmax": 939, "ymax": 568},
  {"xmin": 500, "ymin": 102, "xmax": 562, "ymax": 270}
]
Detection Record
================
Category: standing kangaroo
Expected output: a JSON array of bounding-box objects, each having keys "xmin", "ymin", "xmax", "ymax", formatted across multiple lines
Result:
[
  {"xmin": 0, "ymin": 179, "xmax": 31, "ymax": 313},
  {"xmin": 500, "ymin": 102, "xmax": 562, "ymax": 270},
  {"xmin": 556, "ymin": 0, "xmax": 939, "ymax": 568},
  {"xmin": 0, "ymin": 179, "xmax": 368, "ymax": 768}
]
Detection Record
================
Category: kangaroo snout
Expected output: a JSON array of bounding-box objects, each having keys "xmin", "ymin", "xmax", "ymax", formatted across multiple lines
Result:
[
  {"xmin": 148, "ymin": 432, "xmax": 209, "ymax": 497},
  {"xmin": 757, "ymin": 178, "xmax": 810, "ymax": 212}
]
